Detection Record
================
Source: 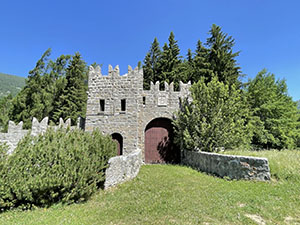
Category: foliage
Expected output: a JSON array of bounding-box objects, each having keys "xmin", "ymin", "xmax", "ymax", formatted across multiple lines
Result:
[
  {"xmin": 246, "ymin": 69, "xmax": 300, "ymax": 149},
  {"xmin": 9, "ymin": 49, "xmax": 88, "ymax": 128},
  {"xmin": 142, "ymin": 25, "xmax": 242, "ymax": 89},
  {"xmin": 1, "ymin": 160, "xmax": 300, "ymax": 224},
  {"xmin": 53, "ymin": 53, "xmax": 88, "ymax": 124},
  {"xmin": 143, "ymin": 32, "xmax": 183, "ymax": 90},
  {"xmin": 0, "ymin": 142, "xmax": 9, "ymax": 172},
  {"xmin": 0, "ymin": 95, "xmax": 13, "ymax": 132},
  {"xmin": 174, "ymin": 77, "xmax": 251, "ymax": 152},
  {"xmin": 0, "ymin": 128, "xmax": 117, "ymax": 210},
  {"xmin": 205, "ymin": 24, "xmax": 241, "ymax": 86},
  {"xmin": 143, "ymin": 37, "xmax": 161, "ymax": 90},
  {"xmin": 0, "ymin": 73, "xmax": 25, "ymax": 97}
]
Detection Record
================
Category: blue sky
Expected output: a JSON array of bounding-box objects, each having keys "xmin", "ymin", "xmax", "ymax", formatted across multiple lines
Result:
[{"xmin": 1, "ymin": 0, "xmax": 300, "ymax": 100}]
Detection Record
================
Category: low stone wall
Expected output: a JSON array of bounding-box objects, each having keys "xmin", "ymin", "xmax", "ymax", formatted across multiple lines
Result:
[
  {"xmin": 0, "ymin": 117, "xmax": 83, "ymax": 154},
  {"xmin": 104, "ymin": 149, "xmax": 143, "ymax": 189},
  {"xmin": 181, "ymin": 150, "xmax": 270, "ymax": 181}
]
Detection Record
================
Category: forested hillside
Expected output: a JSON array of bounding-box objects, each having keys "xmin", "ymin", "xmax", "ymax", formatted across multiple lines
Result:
[{"xmin": 0, "ymin": 73, "xmax": 25, "ymax": 97}]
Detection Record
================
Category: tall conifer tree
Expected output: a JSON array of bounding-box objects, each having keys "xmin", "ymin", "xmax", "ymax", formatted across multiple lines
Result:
[
  {"xmin": 53, "ymin": 53, "xmax": 87, "ymax": 125},
  {"xmin": 206, "ymin": 24, "xmax": 241, "ymax": 86},
  {"xmin": 143, "ymin": 37, "xmax": 161, "ymax": 89}
]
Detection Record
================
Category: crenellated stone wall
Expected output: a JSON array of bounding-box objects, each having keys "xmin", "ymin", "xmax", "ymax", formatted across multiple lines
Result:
[
  {"xmin": 181, "ymin": 150, "xmax": 271, "ymax": 181},
  {"xmin": 0, "ymin": 121, "xmax": 29, "ymax": 154},
  {"xmin": 85, "ymin": 65, "xmax": 191, "ymax": 157},
  {"xmin": 0, "ymin": 117, "xmax": 81, "ymax": 154}
]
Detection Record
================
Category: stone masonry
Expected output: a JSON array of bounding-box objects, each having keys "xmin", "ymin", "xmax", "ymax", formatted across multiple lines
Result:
[
  {"xmin": 85, "ymin": 65, "xmax": 191, "ymax": 158},
  {"xmin": 0, "ymin": 117, "xmax": 79, "ymax": 154},
  {"xmin": 104, "ymin": 149, "xmax": 142, "ymax": 189},
  {"xmin": 182, "ymin": 150, "xmax": 271, "ymax": 181}
]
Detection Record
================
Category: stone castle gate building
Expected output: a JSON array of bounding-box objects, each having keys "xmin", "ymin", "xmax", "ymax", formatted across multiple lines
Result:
[{"xmin": 85, "ymin": 65, "xmax": 191, "ymax": 163}]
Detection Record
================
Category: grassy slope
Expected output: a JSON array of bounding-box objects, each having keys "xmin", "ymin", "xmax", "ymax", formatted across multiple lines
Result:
[
  {"xmin": 0, "ymin": 72, "xmax": 25, "ymax": 97},
  {"xmin": 1, "ymin": 150, "xmax": 300, "ymax": 224}
]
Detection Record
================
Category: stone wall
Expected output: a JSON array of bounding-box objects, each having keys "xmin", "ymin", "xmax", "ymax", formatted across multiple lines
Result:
[
  {"xmin": 85, "ymin": 65, "xmax": 191, "ymax": 159},
  {"xmin": 104, "ymin": 149, "xmax": 142, "ymax": 189},
  {"xmin": 181, "ymin": 150, "xmax": 270, "ymax": 181},
  {"xmin": 85, "ymin": 65, "xmax": 143, "ymax": 155},
  {"xmin": 0, "ymin": 117, "xmax": 79, "ymax": 154},
  {"xmin": 0, "ymin": 121, "xmax": 28, "ymax": 154}
]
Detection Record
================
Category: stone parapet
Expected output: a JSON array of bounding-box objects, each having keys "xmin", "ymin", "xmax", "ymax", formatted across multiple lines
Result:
[
  {"xmin": 0, "ymin": 117, "xmax": 80, "ymax": 154},
  {"xmin": 181, "ymin": 150, "xmax": 270, "ymax": 181},
  {"xmin": 104, "ymin": 149, "xmax": 142, "ymax": 189}
]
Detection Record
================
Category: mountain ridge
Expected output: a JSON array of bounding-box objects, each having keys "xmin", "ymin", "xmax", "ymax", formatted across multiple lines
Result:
[{"xmin": 0, "ymin": 72, "xmax": 26, "ymax": 97}]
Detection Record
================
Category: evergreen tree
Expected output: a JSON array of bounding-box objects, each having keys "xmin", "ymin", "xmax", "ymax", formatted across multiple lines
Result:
[
  {"xmin": 246, "ymin": 69, "xmax": 300, "ymax": 149},
  {"xmin": 206, "ymin": 24, "xmax": 241, "ymax": 87},
  {"xmin": 48, "ymin": 54, "xmax": 71, "ymax": 123},
  {"xmin": 187, "ymin": 48, "xmax": 193, "ymax": 64},
  {"xmin": 143, "ymin": 37, "xmax": 161, "ymax": 89},
  {"xmin": 191, "ymin": 40, "xmax": 210, "ymax": 83},
  {"xmin": 53, "ymin": 53, "xmax": 88, "ymax": 125},
  {"xmin": 159, "ymin": 32, "xmax": 181, "ymax": 84},
  {"xmin": 10, "ymin": 49, "xmax": 52, "ymax": 128},
  {"xmin": 9, "ymin": 49, "xmax": 83, "ymax": 128},
  {"xmin": 0, "ymin": 95, "xmax": 13, "ymax": 132}
]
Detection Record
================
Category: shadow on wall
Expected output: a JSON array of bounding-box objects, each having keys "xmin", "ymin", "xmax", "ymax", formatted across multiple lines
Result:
[
  {"xmin": 157, "ymin": 136, "xmax": 180, "ymax": 164},
  {"xmin": 145, "ymin": 117, "xmax": 180, "ymax": 164}
]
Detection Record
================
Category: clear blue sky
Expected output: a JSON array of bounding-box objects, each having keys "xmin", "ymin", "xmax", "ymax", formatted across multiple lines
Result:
[{"xmin": 1, "ymin": 0, "xmax": 300, "ymax": 100}]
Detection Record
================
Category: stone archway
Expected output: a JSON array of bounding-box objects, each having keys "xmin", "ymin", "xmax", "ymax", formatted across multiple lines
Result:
[
  {"xmin": 111, "ymin": 133, "xmax": 123, "ymax": 155},
  {"xmin": 144, "ymin": 118, "xmax": 180, "ymax": 164}
]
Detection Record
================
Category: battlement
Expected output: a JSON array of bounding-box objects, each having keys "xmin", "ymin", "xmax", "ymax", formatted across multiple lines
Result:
[
  {"xmin": 0, "ymin": 117, "xmax": 83, "ymax": 154},
  {"xmin": 88, "ymin": 65, "xmax": 143, "ymax": 80},
  {"xmin": 148, "ymin": 80, "xmax": 191, "ymax": 93}
]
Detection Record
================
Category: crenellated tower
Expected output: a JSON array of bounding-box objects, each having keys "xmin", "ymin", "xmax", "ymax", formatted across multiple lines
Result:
[{"xmin": 85, "ymin": 65, "xmax": 191, "ymax": 162}]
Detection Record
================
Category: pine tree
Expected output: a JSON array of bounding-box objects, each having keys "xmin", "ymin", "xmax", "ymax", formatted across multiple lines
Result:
[
  {"xmin": 9, "ymin": 49, "xmax": 73, "ymax": 128},
  {"xmin": 206, "ymin": 24, "xmax": 241, "ymax": 87},
  {"xmin": 10, "ymin": 49, "xmax": 52, "ymax": 128},
  {"xmin": 0, "ymin": 95, "xmax": 13, "ymax": 132},
  {"xmin": 143, "ymin": 37, "xmax": 161, "ymax": 89},
  {"xmin": 187, "ymin": 48, "xmax": 193, "ymax": 64},
  {"xmin": 157, "ymin": 32, "xmax": 182, "ymax": 89},
  {"xmin": 53, "ymin": 53, "xmax": 88, "ymax": 125},
  {"xmin": 191, "ymin": 40, "xmax": 210, "ymax": 83}
]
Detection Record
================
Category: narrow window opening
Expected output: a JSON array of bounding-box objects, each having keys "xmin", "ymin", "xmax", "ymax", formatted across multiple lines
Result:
[
  {"xmin": 121, "ymin": 99, "xmax": 126, "ymax": 111},
  {"xmin": 143, "ymin": 96, "xmax": 146, "ymax": 105},
  {"xmin": 100, "ymin": 99, "xmax": 105, "ymax": 112}
]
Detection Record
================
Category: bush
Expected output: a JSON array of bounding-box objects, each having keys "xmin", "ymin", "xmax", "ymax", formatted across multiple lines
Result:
[
  {"xmin": 0, "ymin": 128, "xmax": 117, "ymax": 210},
  {"xmin": 174, "ymin": 77, "xmax": 251, "ymax": 152}
]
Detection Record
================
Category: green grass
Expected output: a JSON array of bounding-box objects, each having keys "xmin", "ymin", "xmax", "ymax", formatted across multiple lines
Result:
[
  {"xmin": 0, "ymin": 72, "xmax": 25, "ymax": 97},
  {"xmin": 1, "ymin": 151, "xmax": 300, "ymax": 224}
]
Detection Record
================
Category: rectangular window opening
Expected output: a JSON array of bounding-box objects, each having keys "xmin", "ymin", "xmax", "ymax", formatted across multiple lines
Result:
[
  {"xmin": 100, "ymin": 99, "xmax": 105, "ymax": 112},
  {"xmin": 143, "ymin": 96, "xmax": 146, "ymax": 105},
  {"xmin": 121, "ymin": 99, "xmax": 126, "ymax": 111}
]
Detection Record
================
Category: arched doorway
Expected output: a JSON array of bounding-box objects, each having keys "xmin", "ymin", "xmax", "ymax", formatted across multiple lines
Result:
[
  {"xmin": 111, "ymin": 133, "xmax": 123, "ymax": 155},
  {"xmin": 144, "ymin": 118, "xmax": 180, "ymax": 164}
]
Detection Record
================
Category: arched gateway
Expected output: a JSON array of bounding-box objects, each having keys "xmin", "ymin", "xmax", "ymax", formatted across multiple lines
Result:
[
  {"xmin": 111, "ymin": 133, "xmax": 123, "ymax": 155},
  {"xmin": 85, "ymin": 65, "xmax": 191, "ymax": 162},
  {"xmin": 144, "ymin": 118, "xmax": 180, "ymax": 164}
]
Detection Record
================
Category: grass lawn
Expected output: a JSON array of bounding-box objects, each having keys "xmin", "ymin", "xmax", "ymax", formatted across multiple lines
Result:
[{"xmin": 1, "ymin": 150, "xmax": 300, "ymax": 224}]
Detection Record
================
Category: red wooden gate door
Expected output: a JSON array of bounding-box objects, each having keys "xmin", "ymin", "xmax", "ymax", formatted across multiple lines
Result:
[{"xmin": 144, "ymin": 118, "xmax": 179, "ymax": 164}]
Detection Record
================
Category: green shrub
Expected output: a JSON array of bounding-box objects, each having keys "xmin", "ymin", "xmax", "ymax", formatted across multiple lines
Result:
[
  {"xmin": 0, "ymin": 128, "xmax": 117, "ymax": 210},
  {"xmin": 174, "ymin": 77, "xmax": 251, "ymax": 152}
]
